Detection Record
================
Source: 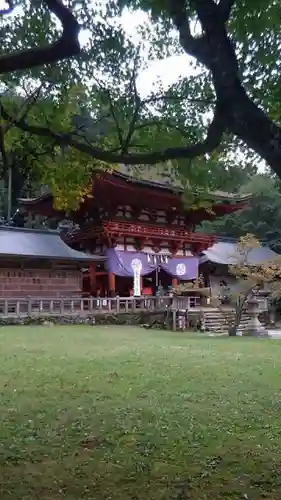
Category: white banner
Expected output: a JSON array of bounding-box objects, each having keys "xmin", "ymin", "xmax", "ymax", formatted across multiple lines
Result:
[
  {"xmin": 131, "ymin": 258, "xmax": 142, "ymax": 297},
  {"xmin": 133, "ymin": 269, "xmax": 141, "ymax": 296}
]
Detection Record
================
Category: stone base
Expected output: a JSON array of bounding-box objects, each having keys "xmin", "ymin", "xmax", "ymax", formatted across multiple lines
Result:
[
  {"xmin": 0, "ymin": 310, "xmax": 169, "ymax": 327},
  {"xmin": 243, "ymin": 327, "xmax": 269, "ymax": 337}
]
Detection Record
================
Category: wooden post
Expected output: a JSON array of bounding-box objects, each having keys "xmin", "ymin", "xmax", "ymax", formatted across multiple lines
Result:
[
  {"xmin": 27, "ymin": 297, "xmax": 32, "ymax": 316},
  {"xmin": 4, "ymin": 299, "xmax": 8, "ymax": 317},
  {"xmin": 108, "ymin": 272, "xmax": 116, "ymax": 293},
  {"xmin": 89, "ymin": 263, "xmax": 96, "ymax": 294},
  {"xmin": 116, "ymin": 296, "xmax": 120, "ymax": 313},
  {"xmin": 172, "ymin": 310, "xmax": 177, "ymax": 331}
]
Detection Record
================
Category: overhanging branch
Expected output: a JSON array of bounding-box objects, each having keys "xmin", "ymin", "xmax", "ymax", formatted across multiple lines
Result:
[
  {"xmin": 219, "ymin": 0, "xmax": 236, "ymax": 23},
  {"xmin": 122, "ymin": 54, "xmax": 142, "ymax": 152},
  {"xmin": 0, "ymin": 103, "xmax": 226, "ymax": 165},
  {"xmin": 167, "ymin": 0, "xmax": 206, "ymax": 62},
  {"xmin": 0, "ymin": 0, "xmax": 80, "ymax": 74},
  {"xmin": 133, "ymin": 119, "xmax": 197, "ymax": 139}
]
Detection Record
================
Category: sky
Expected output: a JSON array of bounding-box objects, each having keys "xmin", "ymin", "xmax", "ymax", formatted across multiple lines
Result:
[
  {"xmin": 101, "ymin": 8, "xmax": 196, "ymax": 99},
  {"xmin": 0, "ymin": 0, "xmax": 196, "ymax": 99}
]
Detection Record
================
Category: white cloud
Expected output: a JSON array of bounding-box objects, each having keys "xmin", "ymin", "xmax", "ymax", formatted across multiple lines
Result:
[{"xmin": 136, "ymin": 54, "xmax": 195, "ymax": 98}]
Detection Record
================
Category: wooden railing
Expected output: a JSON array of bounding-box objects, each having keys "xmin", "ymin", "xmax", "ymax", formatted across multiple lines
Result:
[{"xmin": 0, "ymin": 295, "xmax": 202, "ymax": 318}]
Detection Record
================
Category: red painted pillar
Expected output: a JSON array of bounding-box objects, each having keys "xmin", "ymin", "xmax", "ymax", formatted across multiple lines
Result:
[
  {"xmin": 172, "ymin": 278, "xmax": 179, "ymax": 288},
  {"xmin": 89, "ymin": 263, "xmax": 96, "ymax": 295},
  {"xmin": 108, "ymin": 272, "xmax": 116, "ymax": 293}
]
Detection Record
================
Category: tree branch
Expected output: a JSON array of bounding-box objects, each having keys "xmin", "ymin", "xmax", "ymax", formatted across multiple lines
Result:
[
  {"xmin": 120, "ymin": 57, "xmax": 214, "ymax": 153},
  {"xmin": 89, "ymin": 76, "xmax": 125, "ymax": 148},
  {"xmin": 167, "ymin": 0, "xmax": 203, "ymax": 57},
  {"xmin": 133, "ymin": 119, "xmax": 197, "ymax": 139},
  {"xmin": 219, "ymin": 0, "xmax": 236, "ymax": 23},
  {"xmin": 0, "ymin": 0, "xmax": 80, "ymax": 75},
  {"xmin": 0, "ymin": 102, "xmax": 226, "ymax": 165},
  {"xmin": 0, "ymin": 84, "xmax": 49, "ymax": 134},
  {"xmin": 122, "ymin": 55, "xmax": 142, "ymax": 152},
  {"xmin": 106, "ymin": 90, "xmax": 124, "ymax": 150},
  {"xmin": 142, "ymin": 94, "xmax": 215, "ymax": 107}
]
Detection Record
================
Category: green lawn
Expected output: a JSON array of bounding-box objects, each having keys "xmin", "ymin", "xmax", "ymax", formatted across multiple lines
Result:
[{"xmin": 1, "ymin": 327, "xmax": 281, "ymax": 499}]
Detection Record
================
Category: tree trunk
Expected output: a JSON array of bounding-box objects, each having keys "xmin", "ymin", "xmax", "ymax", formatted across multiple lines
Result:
[
  {"xmin": 208, "ymin": 49, "xmax": 281, "ymax": 178},
  {"xmin": 178, "ymin": 3, "xmax": 281, "ymax": 179},
  {"xmin": 228, "ymin": 301, "xmax": 245, "ymax": 337},
  {"xmin": 225, "ymin": 91, "xmax": 281, "ymax": 178},
  {"xmin": 228, "ymin": 325, "xmax": 237, "ymax": 336}
]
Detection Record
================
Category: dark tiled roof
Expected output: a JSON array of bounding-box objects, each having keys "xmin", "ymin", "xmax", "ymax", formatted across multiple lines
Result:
[
  {"xmin": 18, "ymin": 165, "xmax": 252, "ymax": 206},
  {"xmin": 0, "ymin": 226, "xmax": 105, "ymax": 262},
  {"xmin": 200, "ymin": 241, "xmax": 279, "ymax": 265},
  {"xmin": 115, "ymin": 165, "xmax": 252, "ymax": 201}
]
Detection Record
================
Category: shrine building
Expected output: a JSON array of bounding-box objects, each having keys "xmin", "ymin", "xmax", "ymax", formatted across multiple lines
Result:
[
  {"xmin": 18, "ymin": 166, "xmax": 251, "ymax": 297},
  {"xmin": 0, "ymin": 226, "xmax": 105, "ymax": 298}
]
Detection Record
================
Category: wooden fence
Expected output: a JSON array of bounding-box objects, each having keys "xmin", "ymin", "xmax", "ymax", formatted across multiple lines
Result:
[{"xmin": 0, "ymin": 295, "xmax": 202, "ymax": 318}]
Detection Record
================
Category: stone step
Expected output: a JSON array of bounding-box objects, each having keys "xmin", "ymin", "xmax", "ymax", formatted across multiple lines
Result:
[
  {"xmin": 205, "ymin": 317, "xmax": 249, "ymax": 323},
  {"xmin": 202, "ymin": 307, "xmax": 265, "ymax": 333},
  {"xmin": 205, "ymin": 320, "xmax": 250, "ymax": 326},
  {"xmin": 176, "ymin": 308, "xmax": 266, "ymax": 333}
]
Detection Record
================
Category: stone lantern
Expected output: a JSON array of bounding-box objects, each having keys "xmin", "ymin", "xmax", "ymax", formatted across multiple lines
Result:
[{"xmin": 243, "ymin": 295, "xmax": 268, "ymax": 337}]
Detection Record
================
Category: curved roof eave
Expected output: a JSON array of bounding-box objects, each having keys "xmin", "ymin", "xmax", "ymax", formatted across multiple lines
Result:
[{"xmin": 0, "ymin": 226, "xmax": 106, "ymax": 262}]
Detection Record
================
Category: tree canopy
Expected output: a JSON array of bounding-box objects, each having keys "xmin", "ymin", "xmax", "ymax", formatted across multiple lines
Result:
[
  {"xmin": 1, "ymin": 0, "xmax": 281, "ymax": 205},
  {"xmin": 200, "ymin": 174, "xmax": 281, "ymax": 253}
]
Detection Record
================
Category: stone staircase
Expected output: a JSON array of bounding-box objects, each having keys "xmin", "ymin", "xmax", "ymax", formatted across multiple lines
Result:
[
  {"xmin": 175, "ymin": 305, "xmax": 268, "ymax": 334},
  {"xmin": 202, "ymin": 307, "xmax": 257, "ymax": 334}
]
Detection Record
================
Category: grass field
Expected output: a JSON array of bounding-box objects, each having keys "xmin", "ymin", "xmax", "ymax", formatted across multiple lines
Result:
[{"xmin": 1, "ymin": 326, "xmax": 281, "ymax": 499}]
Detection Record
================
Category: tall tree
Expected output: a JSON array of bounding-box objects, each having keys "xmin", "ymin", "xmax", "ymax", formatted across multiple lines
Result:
[{"xmin": 1, "ymin": 0, "xmax": 281, "ymax": 198}]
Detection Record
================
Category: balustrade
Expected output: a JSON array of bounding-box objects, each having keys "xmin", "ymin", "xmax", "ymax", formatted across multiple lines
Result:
[{"xmin": 0, "ymin": 294, "xmax": 202, "ymax": 318}]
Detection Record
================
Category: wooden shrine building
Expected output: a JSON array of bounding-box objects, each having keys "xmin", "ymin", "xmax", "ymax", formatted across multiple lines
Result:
[
  {"xmin": 18, "ymin": 166, "xmax": 251, "ymax": 297},
  {"xmin": 199, "ymin": 241, "xmax": 278, "ymax": 296},
  {"xmin": 0, "ymin": 226, "xmax": 105, "ymax": 298}
]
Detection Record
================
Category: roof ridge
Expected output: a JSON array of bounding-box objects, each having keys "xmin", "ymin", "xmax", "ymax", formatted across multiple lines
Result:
[
  {"xmin": 113, "ymin": 170, "xmax": 252, "ymax": 201},
  {"xmin": 18, "ymin": 168, "xmax": 252, "ymax": 205},
  {"xmin": 0, "ymin": 225, "xmax": 58, "ymax": 235}
]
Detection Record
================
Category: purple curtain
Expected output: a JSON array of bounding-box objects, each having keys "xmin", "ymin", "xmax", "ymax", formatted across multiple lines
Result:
[
  {"xmin": 106, "ymin": 248, "xmax": 157, "ymax": 277},
  {"xmin": 160, "ymin": 256, "xmax": 199, "ymax": 281},
  {"xmin": 106, "ymin": 249, "xmax": 199, "ymax": 280}
]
